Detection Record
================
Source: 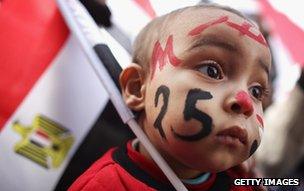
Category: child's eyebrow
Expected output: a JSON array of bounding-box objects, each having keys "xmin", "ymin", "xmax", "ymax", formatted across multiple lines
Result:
[{"xmin": 188, "ymin": 34, "xmax": 239, "ymax": 53}]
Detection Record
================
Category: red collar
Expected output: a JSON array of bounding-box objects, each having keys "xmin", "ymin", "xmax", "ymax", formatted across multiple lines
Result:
[{"xmin": 126, "ymin": 140, "xmax": 217, "ymax": 191}]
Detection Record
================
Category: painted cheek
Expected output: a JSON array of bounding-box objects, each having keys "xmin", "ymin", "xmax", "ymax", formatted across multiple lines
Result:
[
  {"xmin": 256, "ymin": 114, "xmax": 264, "ymax": 143},
  {"xmin": 154, "ymin": 85, "xmax": 170, "ymax": 139},
  {"xmin": 249, "ymin": 140, "xmax": 258, "ymax": 157},
  {"xmin": 249, "ymin": 115, "xmax": 264, "ymax": 157},
  {"xmin": 150, "ymin": 35, "xmax": 182, "ymax": 80},
  {"xmin": 256, "ymin": 114, "xmax": 264, "ymax": 129},
  {"xmin": 235, "ymin": 91, "xmax": 254, "ymax": 114},
  {"xmin": 171, "ymin": 89, "xmax": 213, "ymax": 142}
]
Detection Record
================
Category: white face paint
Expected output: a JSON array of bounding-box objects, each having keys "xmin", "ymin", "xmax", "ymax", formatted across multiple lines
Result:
[
  {"xmin": 258, "ymin": 126, "xmax": 264, "ymax": 140},
  {"xmin": 256, "ymin": 114, "xmax": 264, "ymax": 140}
]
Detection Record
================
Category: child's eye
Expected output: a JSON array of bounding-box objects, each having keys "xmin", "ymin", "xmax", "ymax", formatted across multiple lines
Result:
[
  {"xmin": 249, "ymin": 85, "xmax": 266, "ymax": 101},
  {"xmin": 197, "ymin": 60, "xmax": 223, "ymax": 80}
]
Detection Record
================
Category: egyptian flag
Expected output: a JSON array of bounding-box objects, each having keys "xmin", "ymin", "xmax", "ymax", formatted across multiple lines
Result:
[
  {"xmin": 259, "ymin": 0, "xmax": 304, "ymax": 67},
  {"xmin": 0, "ymin": 0, "xmax": 116, "ymax": 190},
  {"xmin": 0, "ymin": 0, "xmax": 155, "ymax": 190}
]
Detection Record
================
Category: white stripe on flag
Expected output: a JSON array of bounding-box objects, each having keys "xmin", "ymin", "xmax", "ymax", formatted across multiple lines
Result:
[
  {"xmin": 0, "ymin": 35, "xmax": 109, "ymax": 191},
  {"xmin": 30, "ymin": 132, "xmax": 52, "ymax": 148}
]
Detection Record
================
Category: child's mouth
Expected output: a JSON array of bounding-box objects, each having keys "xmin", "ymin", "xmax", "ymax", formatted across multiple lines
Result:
[{"xmin": 215, "ymin": 126, "xmax": 248, "ymax": 147}]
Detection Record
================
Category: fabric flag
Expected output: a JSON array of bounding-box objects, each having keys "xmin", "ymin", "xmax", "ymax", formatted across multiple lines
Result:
[
  {"xmin": 0, "ymin": 0, "xmax": 114, "ymax": 190},
  {"xmin": 259, "ymin": 0, "xmax": 304, "ymax": 67},
  {"xmin": 133, "ymin": 0, "xmax": 156, "ymax": 18}
]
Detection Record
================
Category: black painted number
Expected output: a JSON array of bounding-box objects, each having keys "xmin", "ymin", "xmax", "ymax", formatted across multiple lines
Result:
[
  {"xmin": 172, "ymin": 89, "xmax": 213, "ymax": 141},
  {"xmin": 154, "ymin": 85, "xmax": 170, "ymax": 139}
]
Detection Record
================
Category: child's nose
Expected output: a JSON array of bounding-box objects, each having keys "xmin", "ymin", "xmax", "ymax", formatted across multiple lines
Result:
[{"xmin": 225, "ymin": 91, "xmax": 254, "ymax": 118}]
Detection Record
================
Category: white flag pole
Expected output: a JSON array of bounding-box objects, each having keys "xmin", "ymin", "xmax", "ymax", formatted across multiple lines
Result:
[{"xmin": 56, "ymin": 0, "xmax": 188, "ymax": 190}]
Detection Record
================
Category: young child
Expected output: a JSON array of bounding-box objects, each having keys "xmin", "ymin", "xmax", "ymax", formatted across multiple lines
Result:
[{"xmin": 69, "ymin": 3, "xmax": 271, "ymax": 191}]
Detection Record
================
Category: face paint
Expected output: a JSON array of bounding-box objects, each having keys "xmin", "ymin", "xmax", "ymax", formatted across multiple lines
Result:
[
  {"xmin": 172, "ymin": 89, "xmax": 213, "ymax": 141},
  {"xmin": 188, "ymin": 15, "xmax": 267, "ymax": 47},
  {"xmin": 235, "ymin": 91, "xmax": 253, "ymax": 115},
  {"xmin": 154, "ymin": 85, "xmax": 170, "ymax": 139},
  {"xmin": 258, "ymin": 127, "xmax": 264, "ymax": 141},
  {"xmin": 256, "ymin": 114, "xmax": 264, "ymax": 129},
  {"xmin": 225, "ymin": 21, "xmax": 267, "ymax": 46},
  {"xmin": 188, "ymin": 16, "xmax": 229, "ymax": 36},
  {"xmin": 150, "ymin": 35, "xmax": 182, "ymax": 79},
  {"xmin": 256, "ymin": 114, "xmax": 264, "ymax": 140},
  {"xmin": 249, "ymin": 140, "xmax": 258, "ymax": 157}
]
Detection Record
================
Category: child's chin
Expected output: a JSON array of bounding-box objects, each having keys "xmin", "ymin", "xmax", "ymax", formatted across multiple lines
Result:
[
  {"xmin": 196, "ymin": 162, "xmax": 234, "ymax": 173},
  {"xmin": 206, "ymin": 163, "xmax": 235, "ymax": 173},
  {"xmin": 183, "ymin": 156, "xmax": 240, "ymax": 173}
]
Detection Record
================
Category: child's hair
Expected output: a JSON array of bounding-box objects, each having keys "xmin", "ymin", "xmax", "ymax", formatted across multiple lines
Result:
[{"xmin": 132, "ymin": 3, "xmax": 252, "ymax": 74}]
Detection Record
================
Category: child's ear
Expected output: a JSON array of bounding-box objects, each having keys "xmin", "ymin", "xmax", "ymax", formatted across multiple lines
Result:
[{"xmin": 119, "ymin": 63, "xmax": 146, "ymax": 111}]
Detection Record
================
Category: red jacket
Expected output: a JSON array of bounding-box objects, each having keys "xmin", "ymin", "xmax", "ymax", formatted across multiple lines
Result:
[{"xmin": 69, "ymin": 141, "xmax": 256, "ymax": 191}]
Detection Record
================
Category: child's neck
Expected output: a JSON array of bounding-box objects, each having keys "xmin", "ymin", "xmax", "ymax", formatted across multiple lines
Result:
[{"xmin": 137, "ymin": 141, "xmax": 205, "ymax": 179}]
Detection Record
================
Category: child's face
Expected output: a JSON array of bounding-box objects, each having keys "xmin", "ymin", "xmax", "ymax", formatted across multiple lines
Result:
[{"xmin": 139, "ymin": 9, "xmax": 271, "ymax": 174}]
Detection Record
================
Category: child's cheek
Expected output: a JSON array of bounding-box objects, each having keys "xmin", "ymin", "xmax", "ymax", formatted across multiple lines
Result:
[
  {"xmin": 152, "ymin": 85, "xmax": 215, "ymax": 142},
  {"xmin": 171, "ymin": 88, "xmax": 213, "ymax": 142},
  {"xmin": 153, "ymin": 85, "xmax": 170, "ymax": 139},
  {"xmin": 249, "ymin": 140, "xmax": 258, "ymax": 157},
  {"xmin": 248, "ymin": 113, "xmax": 264, "ymax": 157}
]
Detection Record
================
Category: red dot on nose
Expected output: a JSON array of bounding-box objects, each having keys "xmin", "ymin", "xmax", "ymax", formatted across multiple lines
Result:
[{"xmin": 235, "ymin": 91, "xmax": 253, "ymax": 113}]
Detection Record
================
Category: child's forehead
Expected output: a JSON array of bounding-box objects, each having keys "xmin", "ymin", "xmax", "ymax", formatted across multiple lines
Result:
[
  {"xmin": 158, "ymin": 8, "xmax": 255, "ymax": 52},
  {"xmin": 151, "ymin": 7, "xmax": 271, "ymax": 76},
  {"xmin": 165, "ymin": 8, "xmax": 248, "ymax": 36},
  {"xmin": 157, "ymin": 8, "xmax": 261, "ymax": 53}
]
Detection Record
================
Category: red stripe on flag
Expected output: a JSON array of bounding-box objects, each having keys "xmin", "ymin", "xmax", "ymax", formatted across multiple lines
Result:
[
  {"xmin": 36, "ymin": 129, "xmax": 50, "ymax": 139},
  {"xmin": 259, "ymin": 0, "xmax": 304, "ymax": 66},
  {"xmin": 0, "ymin": 0, "xmax": 69, "ymax": 130},
  {"xmin": 134, "ymin": 0, "xmax": 156, "ymax": 18}
]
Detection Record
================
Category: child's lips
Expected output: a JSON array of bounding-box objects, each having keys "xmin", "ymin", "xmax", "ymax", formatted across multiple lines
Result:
[{"xmin": 215, "ymin": 126, "xmax": 248, "ymax": 146}]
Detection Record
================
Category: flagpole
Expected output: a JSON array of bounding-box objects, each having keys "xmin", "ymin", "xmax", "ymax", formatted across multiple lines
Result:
[{"xmin": 56, "ymin": 0, "xmax": 188, "ymax": 190}]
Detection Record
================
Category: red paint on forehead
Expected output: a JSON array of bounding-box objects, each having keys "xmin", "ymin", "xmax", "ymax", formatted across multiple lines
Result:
[
  {"xmin": 256, "ymin": 114, "xmax": 264, "ymax": 128},
  {"xmin": 236, "ymin": 91, "xmax": 253, "ymax": 113},
  {"xmin": 150, "ymin": 35, "xmax": 182, "ymax": 79},
  {"xmin": 225, "ymin": 21, "xmax": 268, "ymax": 46},
  {"xmin": 188, "ymin": 15, "xmax": 267, "ymax": 47},
  {"xmin": 188, "ymin": 15, "xmax": 229, "ymax": 36}
]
